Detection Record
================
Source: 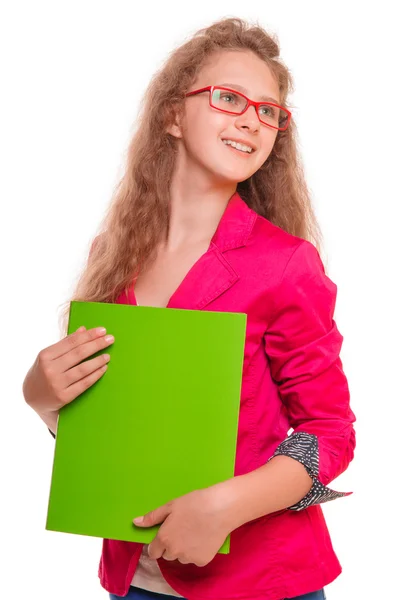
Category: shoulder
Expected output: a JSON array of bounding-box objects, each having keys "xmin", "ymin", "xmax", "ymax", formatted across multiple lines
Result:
[
  {"xmin": 243, "ymin": 215, "xmax": 338, "ymax": 328},
  {"xmin": 249, "ymin": 210, "xmax": 320, "ymax": 272},
  {"xmin": 244, "ymin": 211, "xmax": 333, "ymax": 312}
]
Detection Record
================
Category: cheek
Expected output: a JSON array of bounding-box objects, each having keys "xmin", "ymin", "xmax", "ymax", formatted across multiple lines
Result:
[
  {"xmin": 184, "ymin": 114, "xmax": 226, "ymax": 157},
  {"xmin": 190, "ymin": 108, "xmax": 233, "ymax": 139},
  {"xmin": 257, "ymin": 132, "xmax": 278, "ymax": 162}
]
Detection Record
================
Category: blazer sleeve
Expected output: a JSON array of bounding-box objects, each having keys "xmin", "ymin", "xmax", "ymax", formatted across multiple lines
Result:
[{"xmin": 264, "ymin": 239, "xmax": 356, "ymax": 511}]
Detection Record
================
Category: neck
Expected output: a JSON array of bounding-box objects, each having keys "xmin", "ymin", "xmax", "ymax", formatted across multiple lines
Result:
[{"xmin": 163, "ymin": 150, "xmax": 237, "ymax": 253}]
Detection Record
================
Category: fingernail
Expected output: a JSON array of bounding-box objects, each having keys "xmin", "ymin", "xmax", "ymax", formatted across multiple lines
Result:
[{"xmin": 133, "ymin": 516, "xmax": 144, "ymax": 524}]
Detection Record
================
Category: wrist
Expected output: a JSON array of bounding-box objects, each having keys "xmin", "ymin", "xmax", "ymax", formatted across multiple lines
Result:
[
  {"xmin": 37, "ymin": 409, "xmax": 59, "ymax": 435},
  {"xmin": 208, "ymin": 475, "xmax": 248, "ymax": 532}
]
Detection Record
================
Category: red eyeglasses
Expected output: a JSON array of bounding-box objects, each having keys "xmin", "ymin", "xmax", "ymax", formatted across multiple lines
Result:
[{"xmin": 185, "ymin": 85, "xmax": 291, "ymax": 131}]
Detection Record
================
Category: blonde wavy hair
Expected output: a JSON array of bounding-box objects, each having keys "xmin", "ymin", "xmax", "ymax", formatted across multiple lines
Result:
[{"xmin": 58, "ymin": 16, "xmax": 324, "ymax": 338}]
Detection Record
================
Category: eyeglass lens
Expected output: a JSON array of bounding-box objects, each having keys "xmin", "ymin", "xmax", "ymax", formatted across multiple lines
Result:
[{"xmin": 212, "ymin": 88, "xmax": 288, "ymax": 129}]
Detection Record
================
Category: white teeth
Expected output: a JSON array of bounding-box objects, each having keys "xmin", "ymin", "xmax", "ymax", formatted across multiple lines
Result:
[{"xmin": 222, "ymin": 139, "xmax": 253, "ymax": 153}]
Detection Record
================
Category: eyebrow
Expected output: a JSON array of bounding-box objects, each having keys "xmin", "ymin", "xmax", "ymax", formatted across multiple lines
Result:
[{"xmin": 218, "ymin": 82, "xmax": 280, "ymax": 105}]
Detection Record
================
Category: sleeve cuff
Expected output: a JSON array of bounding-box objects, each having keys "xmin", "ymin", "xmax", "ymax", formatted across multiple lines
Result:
[{"xmin": 267, "ymin": 432, "xmax": 352, "ymax": 511}]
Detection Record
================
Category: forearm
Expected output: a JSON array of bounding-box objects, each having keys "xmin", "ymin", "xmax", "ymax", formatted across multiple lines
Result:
[{"xmin": 226, "ymin": 455, "xmax": 313, "ymax": 530}]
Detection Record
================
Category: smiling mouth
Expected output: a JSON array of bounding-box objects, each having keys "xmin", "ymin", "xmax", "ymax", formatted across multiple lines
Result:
[
  {"xmin": 221, "ymin": 140, "xmax": 255, "ymax": 156},
  {"xmin": 221, "ymin": 138, "xmax": 256, "ymax": 154}
]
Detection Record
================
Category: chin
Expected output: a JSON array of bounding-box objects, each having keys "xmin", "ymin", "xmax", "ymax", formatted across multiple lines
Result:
[{"xmin": 211, "ymin": 165, "xmax": 252, "ymax": 183}]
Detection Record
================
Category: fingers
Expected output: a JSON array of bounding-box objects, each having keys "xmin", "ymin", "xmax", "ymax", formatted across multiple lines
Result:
[
  {"xmin": 39, "ymin": 326, "xmax": 114, "ymax": 381},
  {"xmin": 137, "ymin": 506, "xmax": 174, "ymax": 561},
  {"xmin": 65, "ymin": 351, "xmax": 111, "ymax": 383},
  {"xmin": 148, "ymin": 539, "xmax": 169, "ymax": 560},
  {"xmin": 35, "ymin": 326, "xmax": 115, "ymax": 408},
  {"xmin": 42, "ymin": 326, "xmax": 110, "ymax": 362},
  {"xmin": 133, "ymin": 504, "xmax": 171, "ymax": 528},
  {"xmin": 161, "ymin": 550, "xmax": 179, "ymax": 562},
  {"xmin": 57, "ymin": 359, "xmax": 110, "ymax": 406},
  {"xmin": 26, "ymin": 322, "xmax": 116, "ymax": 415},
  {"xmin": 58, "ymin": 330, "xmax": 115, "ymax": 374}
]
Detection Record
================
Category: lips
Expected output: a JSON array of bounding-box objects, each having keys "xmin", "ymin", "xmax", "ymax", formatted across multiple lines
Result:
[
  {"xmin": 221, "ymin": 139, "xmax": 254, "ymax": 156},
  {"xmin": 221, "ymin": 138, "xmax": 257, "ymax": 152}
]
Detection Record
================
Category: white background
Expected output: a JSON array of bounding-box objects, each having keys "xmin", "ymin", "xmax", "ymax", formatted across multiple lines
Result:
[{"xmin": 1, "ymin": 1, "xmax": 396, "ymax": 599}]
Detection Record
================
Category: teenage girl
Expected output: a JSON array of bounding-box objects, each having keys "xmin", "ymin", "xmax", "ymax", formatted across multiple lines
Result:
[{"xmin": 23, "ymin": 17, "xmax": 356, "ymax": 600}]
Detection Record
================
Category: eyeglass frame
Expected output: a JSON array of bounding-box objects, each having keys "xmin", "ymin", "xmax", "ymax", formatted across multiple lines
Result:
[{"xmin": 185, "ymin": 85, "xmax": 291, "ymax": 131}]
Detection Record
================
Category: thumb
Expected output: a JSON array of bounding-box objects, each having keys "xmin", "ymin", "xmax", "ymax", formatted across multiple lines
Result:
[{"xmin": 133, "ymin": 503, "xmax": 172, "ymax": 527}]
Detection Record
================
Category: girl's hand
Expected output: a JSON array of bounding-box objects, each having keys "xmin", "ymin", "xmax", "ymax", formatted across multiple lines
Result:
[
  {"xmin": 133, "ymin": 480, "xmax": 238, "ymax": 567},
  {"xmin": 22, "ymin": 326, "xmax": 115, "ymax": 419}
]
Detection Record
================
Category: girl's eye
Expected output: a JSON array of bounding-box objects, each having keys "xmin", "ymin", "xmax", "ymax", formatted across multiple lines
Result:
[
  {"xmin": 259, "ymin": 105, "xmax": 276, "ymax": 117},
  {"xmin": 221, "ymin": 93, "xmax": 238, "ymax": 104}
]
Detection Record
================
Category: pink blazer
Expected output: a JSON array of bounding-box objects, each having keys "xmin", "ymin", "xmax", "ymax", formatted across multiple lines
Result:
[{"xmin": 98, "ymin": 191, "xmax": 356, "ymax": 600}]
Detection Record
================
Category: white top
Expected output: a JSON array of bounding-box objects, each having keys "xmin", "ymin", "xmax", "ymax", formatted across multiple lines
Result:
[{"xmin": 131, "ymin": 545, "xmax": 183, "ymax": 596}]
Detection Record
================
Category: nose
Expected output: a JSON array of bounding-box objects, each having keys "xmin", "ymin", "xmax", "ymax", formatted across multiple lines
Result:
[{"xmin": 234, "ymin": 105, "xmax": 260, "ymax": 133}]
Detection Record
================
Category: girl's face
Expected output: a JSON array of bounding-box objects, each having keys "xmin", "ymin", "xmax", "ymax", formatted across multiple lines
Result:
[{"xmin": 169, "ymin": 50, "xmax": 281, "ymax": 185}]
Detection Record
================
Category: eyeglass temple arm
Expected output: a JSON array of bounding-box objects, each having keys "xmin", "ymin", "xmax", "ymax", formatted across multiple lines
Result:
[{"xmin": 185, "ymin": 86, "xmax": 213, "ymax": 98}]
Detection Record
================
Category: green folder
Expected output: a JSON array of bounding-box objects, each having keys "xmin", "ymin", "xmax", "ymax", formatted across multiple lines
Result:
[{"xmin": 46, "ymin": 301, "xmax": 246, "ymax": 554}]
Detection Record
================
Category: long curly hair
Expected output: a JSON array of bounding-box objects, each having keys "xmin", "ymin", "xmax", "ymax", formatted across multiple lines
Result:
[{"xmin": 58, "ymin": 16, "xmax": 324, "ymax": 338}]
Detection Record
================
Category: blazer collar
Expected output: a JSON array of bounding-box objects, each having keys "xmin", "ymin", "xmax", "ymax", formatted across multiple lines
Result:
[{"xmin": 210, "ymin": 191, "xmax": 257, "ymax": 253}]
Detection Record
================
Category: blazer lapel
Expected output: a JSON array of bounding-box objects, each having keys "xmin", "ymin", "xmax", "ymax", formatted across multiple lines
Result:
[{"xmin": 166, "ymin": 243, "xmax": 239, "ymax": 310}]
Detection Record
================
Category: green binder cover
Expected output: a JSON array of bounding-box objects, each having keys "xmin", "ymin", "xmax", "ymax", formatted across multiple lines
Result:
[{"xmin": 46, "ymin": 301, "xmax": 246, "ymax": 554}]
